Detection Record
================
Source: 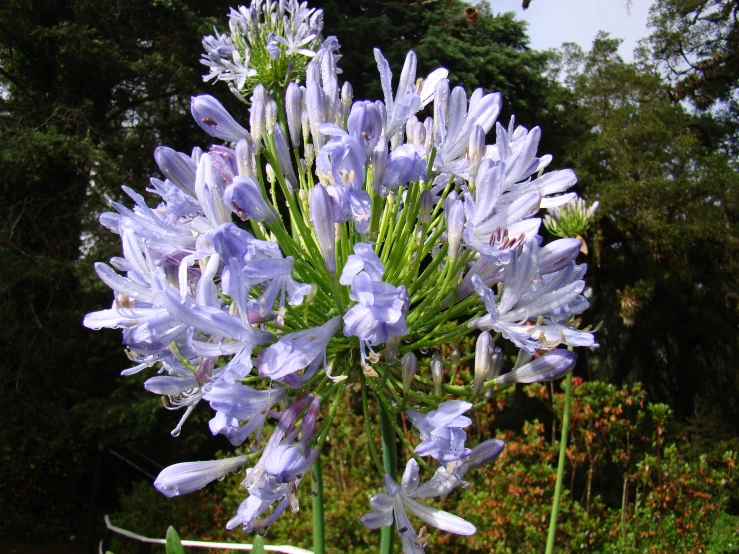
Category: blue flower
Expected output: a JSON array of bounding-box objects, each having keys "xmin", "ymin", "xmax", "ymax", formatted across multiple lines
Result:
[
  {"xmin": 341, "ymin": 248, "xmax": 409, "ymax": 363},
  {"xmin": 407, "ymin": 400, "xmax": 473, "ymax": 464},
  {"xmin": 360, "ymin": 459, "xmax": 475, "ymax": 553}
]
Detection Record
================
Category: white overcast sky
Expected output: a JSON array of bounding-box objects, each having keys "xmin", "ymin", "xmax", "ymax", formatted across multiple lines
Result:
[{"xmin": 489, "ymin": 0, "xmax": 653, "ymax": 60}]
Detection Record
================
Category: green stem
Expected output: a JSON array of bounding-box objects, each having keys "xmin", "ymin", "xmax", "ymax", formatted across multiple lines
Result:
[
  {"xmin": 545, "ymin": 370, "xmax": 574, "ymax": 554},
  {"xmin": 379, "ymin": 398, "xmax": 397, "ymax": 554},
  {"xmin": 312, "ymin": 457, "xmax": 325, "ymax": 554},
  {"xmin": 361, "ymin": 374, "xmax": 385, "ymax": 475}
]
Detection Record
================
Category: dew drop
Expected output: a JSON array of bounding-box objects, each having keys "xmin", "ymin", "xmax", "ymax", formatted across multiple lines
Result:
[
  {"xmin": 420, "ymin": 347, "xmax": 429, "ymax": 354},
  {"xmin": 217, "ymin": 475, "xmax": 226, "ymax": 481}
]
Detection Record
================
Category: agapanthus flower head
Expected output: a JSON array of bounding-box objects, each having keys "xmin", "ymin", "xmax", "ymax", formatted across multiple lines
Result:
[
  {"xmin": 202, "ymin": 0, "xmax": 331, "ymax": 98},
  {"xmin": 85, "ymin": 6, "xmax": 599, "ymax": 550}
]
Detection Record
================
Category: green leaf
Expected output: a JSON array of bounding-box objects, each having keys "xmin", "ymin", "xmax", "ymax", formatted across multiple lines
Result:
[
  {"xmin": 166, "ymin": 525, "xmax": 186, "ymax": 554},
  {"xmin": 252, "ymin": 535, "xmax": 266, "ymax": 554}
]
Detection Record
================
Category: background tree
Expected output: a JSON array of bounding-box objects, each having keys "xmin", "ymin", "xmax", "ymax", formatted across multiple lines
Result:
[
  {"xmin": 0, "ymin": 0, "xmax": 235, "ymax": 541},
  {"xmin": 549, "ymin": 33, "xmax": 739, "ymax": 424},
  {"xmin": 645, "ymin": 0, "xmax": 739, "ymax": 146}
]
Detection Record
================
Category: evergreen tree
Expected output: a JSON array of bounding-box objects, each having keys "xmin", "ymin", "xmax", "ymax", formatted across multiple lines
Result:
[{"xmin": 550, "ymin": 33, "xmax": 739, "ymax": 424}]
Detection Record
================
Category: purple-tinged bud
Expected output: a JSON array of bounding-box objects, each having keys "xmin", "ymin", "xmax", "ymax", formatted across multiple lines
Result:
[
  {"xmin": 341, "ymin": 82, "xmax": 353, "ymax": 121},
  {"xmin": 306, "ymin": 82, "xmax": 326, "ymax": 151},
  {"xmin": 310, "ymin": 184, "xmax": 336, "ymax": 274},
  {"xmin": 285, "ymin": 83, "xmax": 303, "ymax": 147},
  {"xmin": 273, "ymin": 125, "xmax": 298, "ymax": 190},
  {"xmin": 191, "ymin": 95, "xmax": 250, "ymax": 142},
  {"xmin": 474, "ymin": 332, "xmax": 492, "ymax": 393},
  {"xmin": 154, "ymin": 146, "xmax": 196, "ymax": 196},
  {"xmin": 285, "ymin": 60, "xmax": 294, "ymax": 82},
  {"xmin": 209, "ymin": 145, "xmax": 238, "ymax": 183},
  {"xmin": 371, "ymin": 140, "xmax": 388, "ymax": 194},
  {"xmin": 495, "ymin": 350, "xmax": 577, "ymax": 386},
  {"xmin": 446, "ymin": 199, "xmax": 465, "ymax": 260},
  {"xmin": 419, "ymin": 190, "xmax": 433, "ymax": 223},
  {"xmin": 443, "ymin": 190, "xmax": 458, "ymax": 214},
  {"xmin": 224, "ymin": 176, "xmax": 278, "ymax": 223},
  {"xmin": 266, "ymin": 33, "xmax": 281, "ymax": 60},
  {"xmin": 195, "ymin": 153, "xmax": 231, "ymax": 225},
  {"xmin": 402, "ymin": 352, "xmax": 417, "ymax": 395},
  {"xmin": 235, "ymin": 139, "xmax": 254, "ymax": 178},
  {"xmin": 431, "ymin": 351, "xmax": 444, "ymax": 396},
  {"xmin": 456, "ymin": 439, "xmax": 505, "ymax": 478},
  {"xmin": 154, "ymin": 455, "xmax": 247, "ymax": 498},
  {"xmin": 265, "ymin": 99, "xmax": 278, "ymax": 134},
  {"xmin": 250, "ymin": 98, "xmax": 265, "ymax": 150}
]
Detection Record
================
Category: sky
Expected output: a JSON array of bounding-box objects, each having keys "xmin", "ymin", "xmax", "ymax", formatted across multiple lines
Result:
[{"xmin": 489, "ymin": 0, "xmax": 653, "ymax": 60}]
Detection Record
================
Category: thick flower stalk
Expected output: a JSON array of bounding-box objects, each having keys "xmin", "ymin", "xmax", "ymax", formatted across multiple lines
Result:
[{"xmin": 84, "ymin": 2, "xmax": 597, "ymax": 551}]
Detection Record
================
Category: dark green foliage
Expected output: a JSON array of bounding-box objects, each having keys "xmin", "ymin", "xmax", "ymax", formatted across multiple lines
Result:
[
  {"xmin": 549, "ymin": 33, "xmax": 739, "ymax": 426},
  {"xmin": 109, "ymin": 381, "xmax": 738, "ymax": 553},
  {"xmin": 0, "ymin": 0, "xmax": 235, "ymax": 541},
  {"xmin": 318, "ymin": 0, "xmax": 557, "ymax": 132}
]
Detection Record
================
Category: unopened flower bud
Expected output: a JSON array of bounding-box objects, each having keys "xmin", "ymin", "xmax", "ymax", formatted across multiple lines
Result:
[
  {"xmin": 306, "ymin": 82, "xmax": 326, "ymax": 151},
  {"xmin": 304, "ymin": 144, "xmax": 315, "ymax": 166},
  {"xmin": 450, "ymin": 348, "xmax": 460, "ymax": 374},
  {"xmin": 443, "ymin": 190, "xmax": 458, "ymax": 214},
  {"xmin": 489, "ymin": 347, "xmax": 503, "ymax": 380},
  {"xmin": 265, "ymin": 100, "xmax": 278, "ymax": 134},
  {"xmin": 154, "ymin": 455, "xmax": 247, "ymax": 498},
  {"xmin": 191, "ymin": 95, "xmax": 250, "ymax": 142},
  {"xmin": 273, "ymin": 126, "xmax": 297, "ymax": 190},
  {"xmin": 309, "ymin": 184, "xmax": 336, "ymax": 274},
  {"xmin": 224, "ymin": 176, "xmax": 278, "ymax": 223},
  {"xmin": 191, "ymin": 146, "xmax": 202, "ymax": 165},
  {"xmin": 433, "ymin": 78, "xmax": 450, "ymax": 140},
  {"xmin": 286, "ymin": 83, "xmax": 303, "ymax": 147},
  {"xmin": 250, "ymin": 98, "xmax": 265, "ymax": 150},
  {"xmin": 474, "ymin": 332, "xmax": 492, "ymax": 393},
  {"xmin": 265, "ymin": 163, "xmax": 276, "ymax": 184},
  {"xmin": 341, "ymin": 81, "xmax": 353, "ymax": 121},
  {"xmin": 285, "ymin": 61, "xmax": 294, "ymax": 82},
  {"xmin": 419, "ymin": 190, "xmax": 433, "ymax": 223},
  {"xmin": 430, "ymin": 351, "xmax": 443, "ymax": 396},
  {"xmin": 446, "ymin": 199, "xmax": 465, "ymax": 260},
  {"xmin": 154, "ymin": 146, "xmax": 196, "ymax": 196},
  {"xmin": 468, "ymin": 124, "xmax": 485, "ymax": 183},
  {"xmin": 402, "ymin": 352, "xmax": 417, "ymax": 395},
  {"xmin": 235, "ymin": 138, "xmax": 254, "ymax": 178},
  {"xmin": 385, "ymin": 335, "xmax": 401, "ymax": 363},
  {"xmin": 301, "ymin": 109, "xmax": 311, "ymax": 144},
  {"xmin": 496, "ymin": 350, "xmax": 577, "ymax": 386},
  {"xmin": 371, "ymin": 140, "xmax": 388, "ymax": 194},
  {"xmin": 423, "ymin": 117, "xmax": 434, "ymax": 157},
  {"xmin": 252, "ymin": 84, "xmax": 266, "ymax": 105}
]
